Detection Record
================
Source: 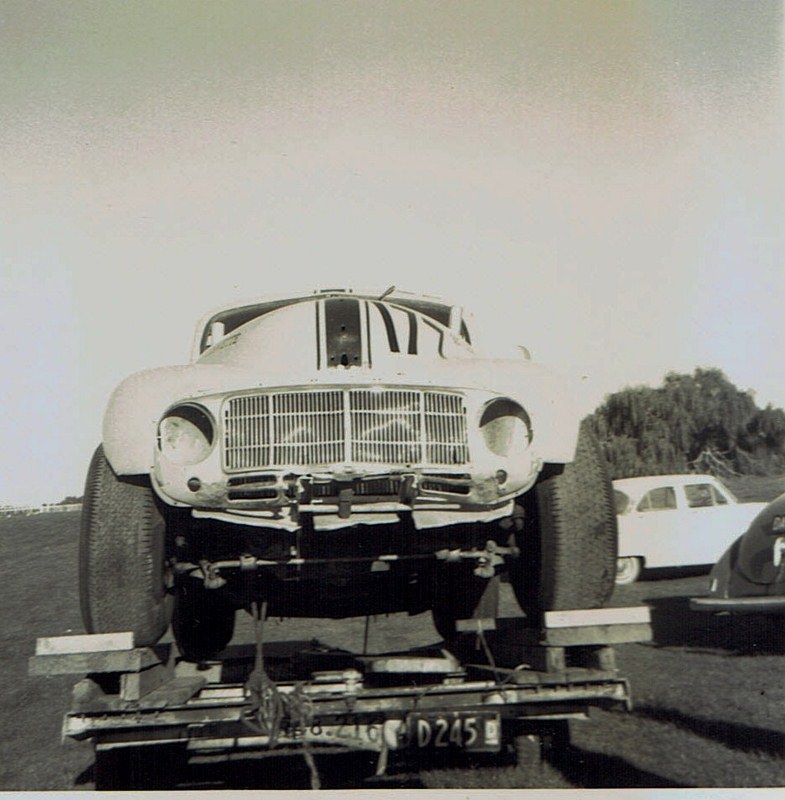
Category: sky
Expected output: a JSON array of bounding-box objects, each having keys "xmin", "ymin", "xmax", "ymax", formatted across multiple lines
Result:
[{"xmin": 1, "ymin": 1, "xmax": 783, "ymax": 506}]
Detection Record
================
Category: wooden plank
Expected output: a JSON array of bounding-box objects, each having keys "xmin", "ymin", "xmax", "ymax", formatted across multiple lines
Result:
[
  {"xmin": 361, "ymin": 653, "xmax": 462, "ymax": 674},
  {"xmin": 35, "ymin": 632, "xmax": 134, "ymax": 656},
  {"xmin": 136, "ymin": 676, "xmax": 208, "ymax": 708},
  {"xmin": 540, "ymin": 622, "xmax": 653, "ymax": 647},
  {"xmin": 121, "ymin": 659, "xmax": 176, "ymax": 702},
  {"xmin": 543, "ymin": 607, "xmax": 651, "ymax": 629},
  {"xmin": 29, "ymin": 645, "xmax": 170, "ymax": 677}
]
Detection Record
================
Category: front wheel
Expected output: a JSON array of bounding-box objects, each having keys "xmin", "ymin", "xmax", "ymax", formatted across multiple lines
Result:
[
  {"xmin": 510, "ymin": 420, "xmax": 618, "ymax": 615},
  {"xmin": 615, "ymin": 556, "xmax": 642, "ymax": 585},
  {"xmin": 79, "ymin": 445, "xmax": 173, "ymax": 647}
]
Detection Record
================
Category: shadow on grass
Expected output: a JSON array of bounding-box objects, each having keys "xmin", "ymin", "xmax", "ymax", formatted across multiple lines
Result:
[
  {"xmin": 551, "ymin": 743, "xmax": 687, "ymax": 788},
  {"xmin": 77, "ymin": 749, "xmax": 424, "ymax": 791},
  {"xmin": 633, "ymin": 704, "xmax": 785, "ymax": 759},
  {"xmin": 644, "ymin": 595, "xmax": 785, "ymax": 655}
]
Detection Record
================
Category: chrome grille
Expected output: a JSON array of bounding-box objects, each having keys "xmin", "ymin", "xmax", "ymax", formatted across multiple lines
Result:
[
  {"xmin": 223, "ymin": 388, "xmax": 468, "ymax": 471},
  {"xmin": 425, "ymin": 392, "xmax": 470, "ymax": 465},
  {"xmin": 271, "ymin": 391, "xmax": 344, "ymax": 466},
  {"xmin": 350, "ymin": 389, "xmax": 422, "ymax": 464},
  {"xmin": 223, "ymin": 394, "xmax": 270, "ymax": 470}
]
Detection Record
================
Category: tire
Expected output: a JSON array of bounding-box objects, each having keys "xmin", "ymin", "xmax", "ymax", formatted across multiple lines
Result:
[
  {"xmin": 615, "ymin": 556, "xmax": 642, "ymax": 585},
  {"xmin": 79, "ymin": 445, "xmax": 172, "ymax": 647},
  {"xmin": 172, "ymin": 582, "xmax": 236, "ymax": 662},
  {"xmin": 510, "ymin": 420, "xmax": 617, "ymax": 614}
]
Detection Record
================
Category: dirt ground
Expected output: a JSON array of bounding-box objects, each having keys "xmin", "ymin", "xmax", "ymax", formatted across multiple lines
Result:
[{"xmin": 2, "ymin": 512, "xmax": 784, "ymax": 790}]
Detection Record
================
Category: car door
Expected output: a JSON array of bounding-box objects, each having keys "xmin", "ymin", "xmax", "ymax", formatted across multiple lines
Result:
[
  {"xmin": 682, "ymin": 481, "xmax": 734, "ymax": 566},
  {"xmin": 618, "ymin": 483, "xmax": 680, "ymax": 568}
]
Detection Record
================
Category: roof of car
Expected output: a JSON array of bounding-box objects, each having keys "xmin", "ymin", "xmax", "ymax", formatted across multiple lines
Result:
[
  {"xmin": 612, "ymin": 474, "xmax": 721, "ymax": 492},
  {"xmin": 197, "ymin": 288, "xmax": 458, "ymax": 321},
  {"xmin": 190, "ymin": 288, "xmax": 471, "ymax": 359}
]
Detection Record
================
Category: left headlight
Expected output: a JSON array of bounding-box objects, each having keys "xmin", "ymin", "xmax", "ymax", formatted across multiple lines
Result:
[
  {"xmin": 480, "ymin": 398, "xmax": 532, "ymax": 457},
  {"xmin": 158, "ymin": 404, "xmax": 215, "ymax": 465}
]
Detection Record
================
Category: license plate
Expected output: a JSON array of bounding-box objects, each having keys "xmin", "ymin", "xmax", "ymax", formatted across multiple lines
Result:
[{"xmin": 406, "ymin": 711, "xmax": 501, "ymax": 752}]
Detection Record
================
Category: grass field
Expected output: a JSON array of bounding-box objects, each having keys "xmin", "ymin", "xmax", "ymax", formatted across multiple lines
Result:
[{"xmin": 3, "ymin": 504, "xmax": 785, "ymax": 790}]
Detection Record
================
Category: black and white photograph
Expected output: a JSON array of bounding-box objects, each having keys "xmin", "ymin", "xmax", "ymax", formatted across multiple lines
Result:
[{"xmin": 2, "ymin": 1, "xmax": 784, "ymax": 793}]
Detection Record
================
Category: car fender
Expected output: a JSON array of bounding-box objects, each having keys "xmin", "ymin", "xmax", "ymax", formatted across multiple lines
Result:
[
  {"xmin": 459, "ymin": 358, "xmax": 583, "ymax": 463},
  {"xmin": 102, "ymin": 364, "xmax": 247, "ymax": 475}
]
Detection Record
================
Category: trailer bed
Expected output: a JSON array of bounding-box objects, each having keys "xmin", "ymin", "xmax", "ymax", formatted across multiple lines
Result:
[{"xmin": 30, "ymin": 607, "xmax": 651, "ymax": 789}]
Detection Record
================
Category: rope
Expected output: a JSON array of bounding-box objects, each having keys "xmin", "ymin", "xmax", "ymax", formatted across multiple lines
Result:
[
  {"xmin": 244, "ymin": 601, "xmax": 284, "ymax": 745},
  {"xmin": 476, "ymin": 624, "xmax": 502, "ymax": 683},
  {"xmin": 286, "ymin": 682, "xmax": 320, "ymax": 789},
  {"xmin": 242, "ymin": 601, "xmax": 321, "ymax": 790}
]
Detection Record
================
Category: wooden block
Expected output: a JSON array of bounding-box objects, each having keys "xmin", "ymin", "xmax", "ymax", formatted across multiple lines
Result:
[
  {"xmin": 539, "ymin": 622, "xmax": 653, "ymax": 647},
  {"xmin": 541, "ymin": 647, "xmax": 566, "ymax": 673},
  {"xmin": 137, "ymin": 676, "xmax": 208, "ymax": 708},
  {"xmin": 120, "ymin": 659, "xmax": 175, "ymax": 701},
  {"xmin": 35, "ymin": 632, "xmax": 134, "ymax": 656},
  {"xmin": 543, "ymin": 607, "xmax": 651, "ymax": 629},
  {"xmin": 29, "ymin": 645, "xmax": 169, "ymax": 677}
]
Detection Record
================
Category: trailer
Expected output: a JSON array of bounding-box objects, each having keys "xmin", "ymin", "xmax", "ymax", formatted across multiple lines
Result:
[{"xmin": 29, "ymin": 606, "xmax": 651, "ymax": 790}]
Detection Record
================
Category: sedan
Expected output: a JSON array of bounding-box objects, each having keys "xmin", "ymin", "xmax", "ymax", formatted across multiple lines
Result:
[{"xmin": 613, "ymin": 474, "xmax": 767, "ymax": 584}]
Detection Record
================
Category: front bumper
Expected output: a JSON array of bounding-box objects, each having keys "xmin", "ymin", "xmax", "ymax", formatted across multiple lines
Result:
[
  {"xmin": 153, "ymin": 460, "xmax": 541, "ymax": 530},
  {"xmin": 689, "ymin": 595, "xmax": 785, "ymax": 614}
]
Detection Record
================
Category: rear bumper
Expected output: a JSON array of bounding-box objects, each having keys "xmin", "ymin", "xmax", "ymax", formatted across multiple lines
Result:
[{"xmin": 689, "ymin": 595, "xmax": 785, "ymax": 614}]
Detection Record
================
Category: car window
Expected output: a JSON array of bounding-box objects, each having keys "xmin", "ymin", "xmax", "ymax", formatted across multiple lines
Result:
[
  {"xmin": 710, "ymin": 485, "xmax": 729, "ymax": 505},
  {"xmin": 614, "ymin": 490, "xmax": 630, "ymax": 515},
  {"xmin": 684, "ymin": 483, "xmax": 716, "ymax": 508},
  {"xmin": 636, "ymin": 486, "xmax": 677, "ymax": 512}
]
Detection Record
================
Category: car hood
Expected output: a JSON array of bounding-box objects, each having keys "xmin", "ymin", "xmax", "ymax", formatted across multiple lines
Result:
[
  {"xmin": 103, "ymin": 297, "xmax": 583, "ymax": 475},
  {"xmin": 734, "ymin": 492, "xmax": 785, "ymax": 585}
]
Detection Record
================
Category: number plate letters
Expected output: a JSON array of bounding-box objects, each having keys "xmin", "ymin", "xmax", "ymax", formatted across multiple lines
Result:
[{"xmin": 407, "ymin": 712, "xmax": 500, "ymax": 752}]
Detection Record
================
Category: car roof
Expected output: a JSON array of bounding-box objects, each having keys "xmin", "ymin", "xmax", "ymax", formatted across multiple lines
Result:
[
  {"xmin": 196, "ymin": 288, "xmax": 459, "ymax": 323},
  {"xmin": 190, "ymin": 288, "xmax": 472, "ymax": 358},
  {"xmin": 612, "ymin": 474, "xmax": 722, "ymax": 493}
]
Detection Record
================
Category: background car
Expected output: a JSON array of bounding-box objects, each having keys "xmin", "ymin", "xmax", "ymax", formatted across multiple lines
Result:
[
  {"xmin": 691, "ymin": 491, "xmax": 785, "ymax": 614},
  {"xmin": 79, "ymin": 288, "xmax": 618, "ymax": 661},
  {"xmin": 612, "ymin": 474, "xmax": 767, "ymax": 584}
]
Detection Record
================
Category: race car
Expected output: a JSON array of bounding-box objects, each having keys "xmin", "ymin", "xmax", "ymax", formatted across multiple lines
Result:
[{"xmin": 80, "ymin": 288, "xmax": 617, "ymax": 660}]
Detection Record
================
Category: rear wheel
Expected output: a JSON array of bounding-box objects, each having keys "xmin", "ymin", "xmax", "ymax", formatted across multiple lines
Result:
[
  {"xmin": 79, "ymin": 445, "xmax": 172, "ymax": 647},
  {"xmin": 510, "ymin": 421, "xmax": 617, "ymax": 615},
  {"xmin": 172, "ymin": 582, "xmax": 236, "ymax": 662},
  {"xmin": 615, "ymin": 556, "xmax": 642, "ymax": 585}
]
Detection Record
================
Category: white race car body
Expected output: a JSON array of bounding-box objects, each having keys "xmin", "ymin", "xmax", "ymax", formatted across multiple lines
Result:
[{"xmin": 103, "ymin": 290, "xmax": 580, "ymax": 532}]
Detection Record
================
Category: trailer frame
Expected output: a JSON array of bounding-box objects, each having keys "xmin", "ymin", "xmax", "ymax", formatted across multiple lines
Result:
[{"xmin": 30, "ymin": 606, "xmax": 651, "ymax": 790}]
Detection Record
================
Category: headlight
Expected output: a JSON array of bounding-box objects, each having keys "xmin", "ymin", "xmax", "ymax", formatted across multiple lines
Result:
[
  {"xmin": 158, "ymin": 404, "xmax": 214, "ymax": 465},
  {"xmin": 480, "ymin": 399, "xmax": 532, "ymax": 457}
]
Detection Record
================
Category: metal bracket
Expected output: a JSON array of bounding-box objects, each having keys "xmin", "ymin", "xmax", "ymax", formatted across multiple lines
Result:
[
  {"xmin": 338, "ymin": 487, "xmax": 354, "ymax": 519},
  {"xmin": 199, "ymin": 559, "xmax": 227, "ymax": 589},
  {"xmin": 434, "ymin": 540, "xmax": 519, "ymax": 579}
]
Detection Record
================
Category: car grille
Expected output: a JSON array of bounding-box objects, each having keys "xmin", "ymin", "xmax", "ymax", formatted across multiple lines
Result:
[{"xmin": 222, "ymin": 388, "xmax": 469, "ymax": 471}]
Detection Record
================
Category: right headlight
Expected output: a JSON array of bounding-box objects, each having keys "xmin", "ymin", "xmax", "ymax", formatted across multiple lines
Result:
[
  {"xmin": 479, "ymin": 398, "xmax": 532, "ymax": 457},
  {"xmin": 157, "ymin": 404, "xmax": 215, "ymax": 465}
]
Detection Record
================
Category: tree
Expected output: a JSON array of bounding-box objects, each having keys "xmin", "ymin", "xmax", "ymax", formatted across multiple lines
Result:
[{"xmin": 588, "ymin": 368, "xmax": 785, "ymax": 479}]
